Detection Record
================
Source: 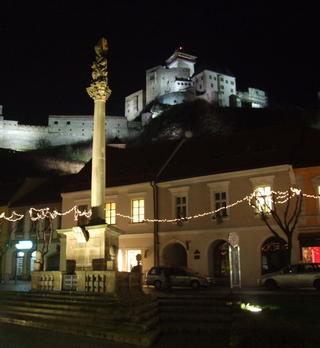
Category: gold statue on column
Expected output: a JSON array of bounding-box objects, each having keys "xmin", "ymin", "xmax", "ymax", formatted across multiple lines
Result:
[{"xmin": 87, "ymin": 37, "xmax": 111, "ymax": 101}]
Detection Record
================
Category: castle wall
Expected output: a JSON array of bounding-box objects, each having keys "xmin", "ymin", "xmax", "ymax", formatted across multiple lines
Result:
[
  {"xmin": 125, "ymin": 90, "xmax": 145, "ymax": 121},
  {"xmin": 0, "ymin": 115, "xmax": 140, "ymax": 151}
]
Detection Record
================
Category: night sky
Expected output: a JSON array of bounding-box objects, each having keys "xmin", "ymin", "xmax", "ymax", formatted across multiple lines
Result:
[{"xmin": 0, "ymin": 1, "xmax": 318, "ymax": 125}]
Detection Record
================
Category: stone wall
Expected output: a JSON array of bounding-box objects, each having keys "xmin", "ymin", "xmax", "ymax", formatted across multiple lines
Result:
[{"xmin": 0, "ymin": 115, "xmax": 142, "ymax": 150}]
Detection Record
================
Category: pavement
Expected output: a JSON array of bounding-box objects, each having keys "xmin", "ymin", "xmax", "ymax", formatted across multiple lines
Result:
[{"xmin": 1, "ymin": 280, "xmax": 319, "ymax": 296}]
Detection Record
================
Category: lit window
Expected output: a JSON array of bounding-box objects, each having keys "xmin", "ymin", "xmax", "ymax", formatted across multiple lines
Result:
[
  {"xmin": 105, "ymin": 202, "xmax": 116, "ymax": 225},
  {"xmin": 127, "ymin": 250, "xmax": 142, "ymax": 271},
  {"xmin": 255, "ymin": 186, "xmax": 272, "ymax": 213},
  {"xmin": 214, "ymin": 192, "xmax": 228, "ymax": 218},
  {"xmin": 176, "ymin": 196, "xmax": 187, "ymax": 218},
  {"xmin": 132, "ymin": 199, "xmax": 145, "ymax": 223}
]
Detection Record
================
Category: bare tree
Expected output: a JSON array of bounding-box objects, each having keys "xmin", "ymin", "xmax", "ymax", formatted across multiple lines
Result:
[
  {"xmin": 33, "ymin": 217, "xmax": 54, "ymax": 271},
  {"xmin": 249, "ymin": 188, "xmax": 303, "ymax": 265}
]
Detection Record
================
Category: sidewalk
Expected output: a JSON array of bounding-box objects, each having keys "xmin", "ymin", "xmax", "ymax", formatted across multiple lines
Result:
[{"xmin": 0, "ymin": 280, "xmax": 31, "ymax": 292}]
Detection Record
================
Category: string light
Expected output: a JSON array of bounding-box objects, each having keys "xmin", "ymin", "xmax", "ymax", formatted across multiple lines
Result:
[
  {"xmin": 29, "ymin": 206, "xmax": 92, "ymax": 222},
  {"xmin": 0, "ymin": 187, "xmax": 318, "ymax": 224},
  {"xmin": 0, "ymin": 211, "xmax": 24, "ymax": 222}
]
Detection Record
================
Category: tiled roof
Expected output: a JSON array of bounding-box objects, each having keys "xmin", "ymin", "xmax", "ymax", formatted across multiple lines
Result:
[
  {"xmin": 63, "ymin": 125, "xmax": 320, "ymax": 193},
  {"xmin": 10, "ymin": 175, "xmax": 73, "ymax": 207}
]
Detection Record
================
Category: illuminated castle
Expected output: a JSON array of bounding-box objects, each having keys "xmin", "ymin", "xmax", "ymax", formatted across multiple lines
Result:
[{"xmin": 125, "ymin": 47, "xmax": 268, "ymax": 121}]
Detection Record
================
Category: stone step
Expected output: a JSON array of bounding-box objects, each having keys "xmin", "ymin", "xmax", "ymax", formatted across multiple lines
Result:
[
  {"xmin": 0, "ymin": 312, "xmax": 161, "ymax": 347},
  {"xmin": 0, "ymin": 291, "xmax": 154, "ymax": 306},
  {"xmin": 0, "ymin": 308, "xmax": 159, "ymax": 333},
  {"xmin": 0, "ymin": 291, "xmax": 161, "ymax": 346},
  {"xmin": 0, "ymin": 297, "xmax": 158, "ymax": 318}
]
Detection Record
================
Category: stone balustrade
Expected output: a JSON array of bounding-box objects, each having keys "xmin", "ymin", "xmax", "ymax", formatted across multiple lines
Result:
[{"xmin": 31, "ymin": 270, "xmax": 142, "ymax": 294}]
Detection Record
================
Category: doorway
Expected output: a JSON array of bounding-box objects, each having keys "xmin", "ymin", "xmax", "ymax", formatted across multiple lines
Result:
[
  {"xmin": 208, "ymin": 240, "xmax": 230, "ymax": 285},
  {"xmin": 162, "ymin": 243, "xmax": 187, "ymax": 267}
]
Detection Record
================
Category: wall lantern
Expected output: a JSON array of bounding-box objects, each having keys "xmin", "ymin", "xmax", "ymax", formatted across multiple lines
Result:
[
  {"xmin": 194, "ymin": 249, "xmax": 200, "ymax": 260},
  {"xmin": 15, "ymin": 240, "xmax": 33, "ymax": 250}
]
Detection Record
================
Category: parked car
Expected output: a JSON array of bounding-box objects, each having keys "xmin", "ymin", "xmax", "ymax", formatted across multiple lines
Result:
[
  {"xmin": 146, "ymin": 266, "xmax": 213, "ymax": 289},
  {"xmin": 258, "ymin": 263, "xmax": 320, "ymax": 290}
]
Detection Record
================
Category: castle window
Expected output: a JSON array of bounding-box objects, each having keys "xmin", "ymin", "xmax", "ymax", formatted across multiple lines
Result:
[
  {"xmin": 214, "ymin": 76, "xmax": 217, "ymax": 80},
  {"xmin": 54, "ymin": 121, "xmax": 58, "ymax": 125},
  {"xmin": 66, "ymin": 121, "xmax": 70, "ymax": 125},
  {"xmin": 231, "ymin": 81, "xmax": 234, "ymax": 85},
  {"xmin": 211, "ymin": 83, "xmax": 214, "ymax": 88},
  {"xmin": 225, "ymin": 80, "xmax": 229, "ymax": 84},
  {"xmin": 209, "ymin": 75, "xmax": 212, "ymax": 79},
  {"xmin": 231, "ymin": 89, "xmax": 234, "ymax": 93},
  {"xmin": 220, "ymin": 77, "xmax": 224, "ymax": 81}
]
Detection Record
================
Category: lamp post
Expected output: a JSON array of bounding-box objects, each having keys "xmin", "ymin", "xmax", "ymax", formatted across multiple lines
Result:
[{"xmin": 152, "ymin": 131, "xmax": 192, "ymax": 266}]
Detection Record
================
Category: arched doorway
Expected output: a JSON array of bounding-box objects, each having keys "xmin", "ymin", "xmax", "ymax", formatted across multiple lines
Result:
[
  {"xmin": 162, "ymin": 243, "xmax": 187, "ymax": 267},
  {"xmin": 208, "ymin": 240, "xmax": 230, "ymax": 285},
  {"xmin": 261, "ymin": 237, "xmax": 287, "ymax": 274}
]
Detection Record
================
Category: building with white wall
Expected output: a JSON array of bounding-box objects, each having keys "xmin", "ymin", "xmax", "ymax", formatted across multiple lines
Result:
[
  {"xmin": 193, "ymin": 70, "xmax": 237, "ymax": 107},
  {"xmin": 237, "ymin": 88, "xmax": 268, "ymax": 108},
  {"xmin": 56, "ymin": 127, "xmax": 320, "ymax": 287},
  {"xmin": 124, "ymin": 48, "xmax": 268, "ymax": 121},
  {"xmin": 125, "ymin": 90, "xmax": 145, "ymax": 121}
]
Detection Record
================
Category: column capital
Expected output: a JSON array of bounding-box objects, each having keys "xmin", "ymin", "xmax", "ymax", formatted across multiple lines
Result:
[{"xmin": 87, "ymin": 81, "xmax": 112, "ymax": 101}]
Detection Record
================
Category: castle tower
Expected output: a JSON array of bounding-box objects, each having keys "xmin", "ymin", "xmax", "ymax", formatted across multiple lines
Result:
[
  {"xmin": 165, "ymin": 47, "xmax": 197, "ymax": 76},
  {"xmin": 146, "ymin": 48, "xmax": 197, "ymax": 105}
]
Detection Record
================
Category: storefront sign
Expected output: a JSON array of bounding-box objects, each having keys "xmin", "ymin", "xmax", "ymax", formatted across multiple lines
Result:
[{"xmin": 15, "ymin": 240, "xmax": 33, "ymax": 250}]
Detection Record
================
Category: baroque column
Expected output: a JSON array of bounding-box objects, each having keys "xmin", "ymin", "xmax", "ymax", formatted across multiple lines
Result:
[{"xmin": 86, "ymin": 38, "xmax": 111, "ymax": 224}]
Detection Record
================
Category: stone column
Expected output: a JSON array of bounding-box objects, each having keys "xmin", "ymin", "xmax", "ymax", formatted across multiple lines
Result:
[{"xmin": 86, "ymin": 38, "xmax": 111, "ymax": 224}]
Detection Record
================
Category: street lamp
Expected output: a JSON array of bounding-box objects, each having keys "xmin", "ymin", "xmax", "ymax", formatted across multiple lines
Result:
[{"xmin": 151, "ymin": 131, "xmax": 192, "ymax": 266}]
